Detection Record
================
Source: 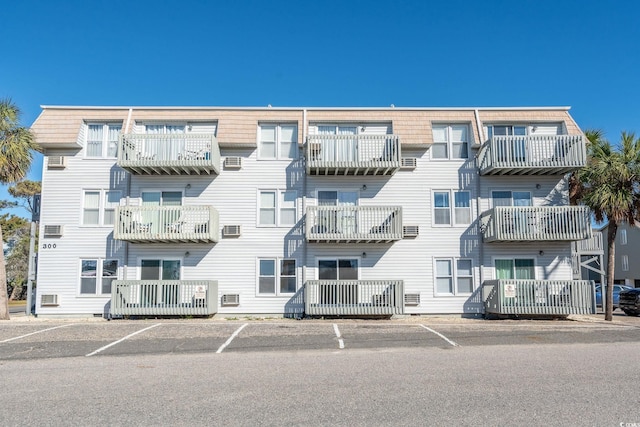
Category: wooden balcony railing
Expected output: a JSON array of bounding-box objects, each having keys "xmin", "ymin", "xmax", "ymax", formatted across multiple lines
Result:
[
  {"xmin": 118, "ymin": 133, "xmax": 220, "ymax": 175},
  {"xmin": 478, "ymin": 134, "xmax": 586, "ymax": 175},
  {"xmin": 114, "ymin": 205, "xmax": 219, "ymax": 243},
  {"xmin": 572, "ymin": 231, "xmax": 603, "ymax": 254},
  {"xmin": 305, "ymin": 280, "xmax": 404, "ymax": 316},
  {"xmin": 306, "ymin": 205, "xmax": 403, "ymax": 243},
  {"xmin": 306, "ymin": 134, "xmax": 401, "ymax": 175},
  {"xmin": 483, "ymin": 279, "xmax": 595, "ymax": 315},
  {"xmin": 481, "ymin": 206, "xmax": 591, "ymax": 242},
  {"xmin": 110, "ymin": 280, "xmax": 218, "ymax": 316}
]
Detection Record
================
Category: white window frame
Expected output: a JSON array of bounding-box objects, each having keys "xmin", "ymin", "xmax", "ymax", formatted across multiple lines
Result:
[
  {"xmin": 137, "ymin": 257, "xmax": 183, "ymax": 280},
  {"xmin": 433, "ymin": 257, "xmax": 474, "ymax": 296},
  {"xmin": 432, "ymin": 190, "xmax": 471, "ymax": 227},
  {"xmin": 492, "ymin": 256, "xmax": 537, "ymax": 280},
  {"xmin": 485, "ymin": 124, "xmax": 529, "ymax": 140},
  {"xmin": 622, "ymin": 255, "xmax": 629, "ymax": 271},
  {"xmin": 85, "ymin": 123, "xmax": 122, "ymax": 158},
  {"xmin": 79, "ymin": 258, "xmax": 119, "ymax": 297},
  {"xmin": 620, "ymin": 229, "xmax": 627, "ymax": 245},
  {"xmin": 257, "ymin": 189, "xmax": 297, "ymax": 227},
  {"xmin": 256, "ymin": 257, "xmax": 297, "ymax": 296},
  {"xmin": 140, "ymin": 189, "xmax": 184, "ymax": 205},
  {"xmin": 315, "ymin": 257, "xmax": 361, "ymax": 280},
  {"xmin": 490, "ymin": 190, "xmax": 532, "ymax": 208},
  {"xmin": 144, "ymin": 123, "xmax": 187, "ymax": 133},
  {"xmin": 258, "ymin": 123, "xmax": 298, "ymax": 160},
  {"xmin": 82, "ymin": 189, "xmax": 121, "ymax": 227},
  {"xmin": 431, "ymin": 123, "xmax": 470, "ymax": 160}
]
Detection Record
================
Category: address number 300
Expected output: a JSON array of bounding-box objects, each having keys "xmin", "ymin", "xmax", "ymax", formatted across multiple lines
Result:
[{"xmin": 41, "ymin": 243, "xmax": 57, "ymax": 249}]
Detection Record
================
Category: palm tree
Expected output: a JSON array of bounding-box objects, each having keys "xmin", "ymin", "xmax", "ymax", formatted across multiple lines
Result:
[
  {"xmin": 571, "ymin": 130, "xmax": 640, "ymax": 321},
  {"xmin": 0, "ymin": 99, "xmax": 38, "ymax": 320}
]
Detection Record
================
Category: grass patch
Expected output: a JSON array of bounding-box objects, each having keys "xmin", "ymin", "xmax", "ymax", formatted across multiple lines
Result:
[{"xmin": 8, "ymin": 301, "xmax": 26, "ymax": 306}]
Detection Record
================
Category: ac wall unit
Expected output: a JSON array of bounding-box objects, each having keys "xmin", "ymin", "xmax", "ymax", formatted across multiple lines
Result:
[
  {"xmin": 400, "ymin": 157, "xmax": 417, "ymax": 169},
  {"xmin": 41, "ymin": 294, "xmax": 59, "ymax": 306},
  {"xmin": 223, "ymin": 225, "xmax": 241, "ymax": 237},
  {"xmin": 48, "ymin": 156, "xmax": 67, "ymax": 169},
  {"xmin": 222, "ymin": 294, "xmax": 240, "ymax": 306},
  {"xmin": 224, "ymin": 157, "xmax": 242, "ymax": 168},
  {"xmin": 403, "ymin": 225, "xmax": 419, "ymax": 238},
  {"xmin": 404, "ymin": 293, "xmax": 420, "ymax": 306},
  {"xmin": 43, "ymin": 225, "xmax": 63, "ymax": 237}
]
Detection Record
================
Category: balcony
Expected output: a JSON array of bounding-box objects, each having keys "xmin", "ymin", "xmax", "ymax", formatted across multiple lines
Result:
[
  {"xmin": 483, "ymin": 279, "xmax": 595, "ymax": 316},
  {"xmin": 118, "ymin": 133, "xmax": 220, "ymax": 175},
  {"xmin": 110, "ymin": 280, "xmax": 218, "ymax": 316},
  {"xmin": 306, "ymin": 134, "xmax": 401, "ymax": 175},
  {"xmin": 305, "ymin": 280, "xmax": 404, "ymax": 316},
  {"xmin": 306, "ymin": 206, "xmax": 403, "ymax": 243},
  {"xmin": 481, "ymin": 206, "xmax": 591, "ymax": 243},
  {"xmin": 114, "ymin": 205, "xmax": 219, "ymax": 243},
  {"xmin": 478, "ymin": 135, "xmax": 586, "ymax": 175},
  {"xmin": 572, "ymin": 231, "xmax": 603, "ymax": 254}
]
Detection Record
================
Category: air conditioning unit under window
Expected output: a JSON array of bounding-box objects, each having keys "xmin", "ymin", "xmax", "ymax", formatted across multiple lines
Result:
[
  {"xmin": 48, "ymin": 156, "xmax": 67, "ymax": 169},
  {"xmin": 404, "ymin": 293, "xmax": 420, "ymax": 306},
  {"xmin": 224, "ymin": 157, "xmax": 242, "ymax": 168},
  {"xmin": 223, "ymin": 225, "xmax": 241, "ymax": 237},
  {"xmin": 403, "ymin": 225, "xmax": 419, "ymax": 238},
  {"xmin": 43, "ymin": 225, "xmax": 63, "ymax": 237},
  {"xmin": 400, "ymin": 157, "xmax": 417, "ymax": 169},
  {"xmin": 41, "ymin": 294, "xmax": 59, "ymax": 306},
  {"xmin": 222, "ymin": 294, "xmax": 240, "ymax": 306}
]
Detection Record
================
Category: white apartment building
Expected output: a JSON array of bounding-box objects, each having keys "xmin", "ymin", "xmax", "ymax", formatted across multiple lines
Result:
[{"xmin": 31, "ymin": 106, "xmax": 593, "ymax": 318}]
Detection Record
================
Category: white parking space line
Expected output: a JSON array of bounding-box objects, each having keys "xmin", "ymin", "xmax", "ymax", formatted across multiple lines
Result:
[
  {"xmin": 86, "ymin": 323, "xmax": 161, "ymax": 357},
  {"xmin": 333, "ymin": 324, "xmax": 345, "ymax": 349},
  {"xmin": 216, "ymin": 323, "xmax": 248, "ymax": 354},
  {"xmin": 0, "ymin": 324, "xmax": 77, "ymax": 343},
  {"xmin": 419, "ymin": 324, "xmax": 459, "ymax": 347}
]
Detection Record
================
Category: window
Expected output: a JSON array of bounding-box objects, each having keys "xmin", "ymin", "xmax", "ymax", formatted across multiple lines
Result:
[
  {"xmin": 622, "ymin": 255, "xmax": 629, "ymax": 271},
  {"xmin": 621, "ymin": 229, "xmax": 627, "ymax": 245},
  {"xmin": 82, "ymin": 190, "xmax": 121, "ymax": 226},
  {"xmin": 486, "ymin": 125, "xmax": 527, "ymax": 139},
  {"xmin": 145, "ymin": 124, "xmax": 186, "ymax": 134},
  {"xmin": 492, "ymin": 191, "xmax": 532, "ymax": 207},
  {"xmin": 140, "ymin": 259, "xmax": 181, "ymax": 280},
  {"xmin": 259, "ymin": 124, "xmax": 298, "ymax": 159},
  {"xmin": 86, "ymin": 123, "xmax": 121, "ymax": 158},
  {"xmin": 258, "ymin": 258, "xmax": 297, "ymax": 295},
  {"xmin": 433, "ymin": 190, "xmax": 471, "ymax": 226},
  {"xmin": 139, "ymin": 258, "xmax": 181, "ymax": 305},
  {"xmin": 435, "ymin": 258, "xmax": 474, "ymax": 295},
  {"xmin": 318, "ymin": 258, "xmax": 359, "ymax": 280},
  {"xmin": 80, "ymin": 259, "xmax": 118, "ymax": 295},
  {"xmin": 433, "ymin": 191, "xmax": 450, "ymax": 225},
  {"xmin": 317, "ymin": 190, "xmax": 358, "ymax": 233},
  {"xmin": 258, "ymin": 190, "xmax": 297, "ymax": 226},
  {"xmin": 432, "ymin": 124, "xmax": 469, "ymax": 159},
  {"xmin": 495, "ymin": 258, "xmax": 535, "ymax": 280}
]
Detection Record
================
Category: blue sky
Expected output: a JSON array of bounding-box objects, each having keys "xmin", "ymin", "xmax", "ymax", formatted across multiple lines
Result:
[{"xmin": 1, "ymin": 0, "xmax": 639, "ymax": 217}]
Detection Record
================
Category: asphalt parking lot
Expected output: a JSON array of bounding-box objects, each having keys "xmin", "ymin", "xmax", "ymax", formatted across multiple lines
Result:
[{"xmin": 1, "ymin": 315, "xmax": 639, "ymax": 361}]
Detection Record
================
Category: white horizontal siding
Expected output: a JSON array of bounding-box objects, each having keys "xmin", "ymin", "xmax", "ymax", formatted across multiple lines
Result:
[
  {"xmin": 189, "ymin": 122, "xmax": 217, "ymax": 135},
  {"xmin": 37, "ymin": 151, "xmax": 127, "ymax": 316},
  {"xmin": 126, "ymin": 147, "xmax": 305, "ymax": 315},
  {"xmin": 38, "ymin": 131, "xmax": 573, "ymax": 316}
]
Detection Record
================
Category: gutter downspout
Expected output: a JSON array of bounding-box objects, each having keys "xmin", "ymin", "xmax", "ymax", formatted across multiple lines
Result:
[
  {"xmin": 302, "ymin": 108, "xmax": 308, "ymax": 309},
  {"xmin": 123, "ymin": 108, "xmax": 133, "ymax": 281},
  {"xmin": 473, "ymin": 109, "xmax": 485, "ymax": 293}
]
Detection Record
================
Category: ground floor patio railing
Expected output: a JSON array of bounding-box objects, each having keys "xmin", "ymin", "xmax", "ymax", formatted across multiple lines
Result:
[
  {"xmin": 483, "ymin": 279, "xmax": 595, "ymax": 316},
  {"xmin": 305, "ymin": 280, "xmax": 404, "ymax": 316},
  {"xmin": 110, "ymin": 280, "xmax": 218, "ymax": 316}
]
